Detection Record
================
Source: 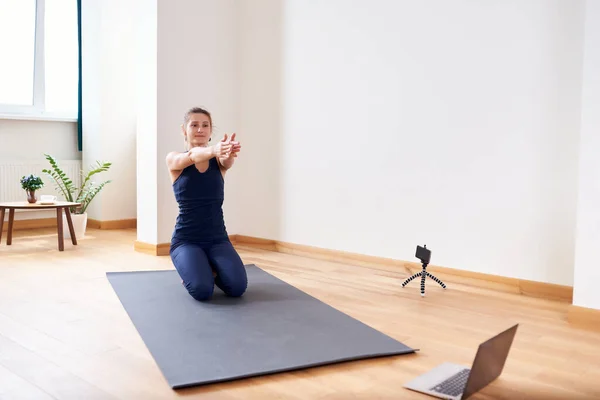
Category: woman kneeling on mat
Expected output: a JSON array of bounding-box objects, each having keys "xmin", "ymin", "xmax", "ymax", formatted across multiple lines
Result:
[{"xmin": 166, "ymin": 107, "xmax": 247, "ymax": 301}]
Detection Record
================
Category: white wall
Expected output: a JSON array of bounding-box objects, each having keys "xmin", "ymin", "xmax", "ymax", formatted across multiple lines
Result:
[
  {"xmin": 233, "ymin": 0, "xmax": 586, "ymax": 286},
  {"xmin": 134, "ymin": 0, "xmax": 158, "ymax": 244},
  {"xmin": 156, "ymin": 0, "xmax": 240, "ymax": 244},
  {"xmin": 573, "ymin": 0, "xmax": 600, "ymax": 310},
  {"xmin": 136, "ymin": 0, "xmax": 241, "ymax": 245},
  {"xmin": 236, "ymin": 0, "xmax": 283, "ymax": 240},
  {"xmin": 81, "ymin": 0, "xmax": 137, "ymax": 222},
  {"xmin": 0, "ymin": 119, "xmax": 80, "ymax": 162}
]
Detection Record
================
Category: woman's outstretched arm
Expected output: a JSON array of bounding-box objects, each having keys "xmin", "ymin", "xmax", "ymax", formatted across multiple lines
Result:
[
  {"xmin": 166, "ymin": 147, "xmax": 212, "ymax": 171},
  {"xmin": 166, "ymin": 142, "xmax": 230, "ymax": 171}
]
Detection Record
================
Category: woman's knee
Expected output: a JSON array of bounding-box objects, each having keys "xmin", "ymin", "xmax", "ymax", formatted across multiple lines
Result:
[
  {"xmin": 224, "ymin": 274, "xmax": 248, "ymax": 297},
  {"xmin": 186, "ymin": 280, "xmax": 214, "ymax": 301},
  {"xmin": 212, "ymin": 255, "xmax": 248, "ymax": 297}
]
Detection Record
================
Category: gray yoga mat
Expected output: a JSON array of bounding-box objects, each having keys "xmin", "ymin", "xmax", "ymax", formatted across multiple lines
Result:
[{"xmin": 106, "ymin": 264, "xmax": 416, "ymax": 389}]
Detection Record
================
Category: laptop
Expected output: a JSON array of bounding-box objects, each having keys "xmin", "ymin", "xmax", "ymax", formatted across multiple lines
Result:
[{"xmin": 403, "ymin": 324, "xmax": 518, "ymax": 400}]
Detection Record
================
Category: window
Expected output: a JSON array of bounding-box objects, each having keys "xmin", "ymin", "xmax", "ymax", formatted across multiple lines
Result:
[
  {"xmin": 0, "ymin": 0, "xmax": 78, "ymax": 120},
  {"xmin": 0, "ymin": 0, "xmax": 36, "ymax": 108}
]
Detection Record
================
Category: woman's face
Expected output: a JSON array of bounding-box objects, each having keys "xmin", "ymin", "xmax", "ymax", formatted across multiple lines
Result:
[{"xmin": 183, "ymin": 113, "xmax": 212, "ymax": 148}]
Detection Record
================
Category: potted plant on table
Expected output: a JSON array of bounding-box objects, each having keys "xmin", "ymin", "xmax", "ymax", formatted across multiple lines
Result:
[
  {"xmin": 42, "ymin": 154, "xmax": 112, "ymax": 239},
  {"xmin": 20, "ymin": 174, "xmax": 44, "ymax": 203}
]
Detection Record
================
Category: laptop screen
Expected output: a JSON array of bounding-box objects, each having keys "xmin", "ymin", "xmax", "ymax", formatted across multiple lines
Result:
[{"xmin": 462, "ymin": 324, "xmax": 518, "ymax": 399}]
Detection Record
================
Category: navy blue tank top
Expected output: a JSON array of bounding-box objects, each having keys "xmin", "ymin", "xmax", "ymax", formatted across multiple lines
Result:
[{"xmin": 171, "ymin": 157, "xmax": 228, "ymax": 244}]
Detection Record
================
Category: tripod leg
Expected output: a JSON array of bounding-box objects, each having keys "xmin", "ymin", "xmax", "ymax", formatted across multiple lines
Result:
[
  {"xmin": 402, "ymin": 272, "xmax": 421, "ymax": 287},
  {"xmin": 420, "ymin": 269, "xmax": 426, "ymax": 297},
  {"xmin": 426, "ymin": 272, "xmax": 447, "ymax": 289}
]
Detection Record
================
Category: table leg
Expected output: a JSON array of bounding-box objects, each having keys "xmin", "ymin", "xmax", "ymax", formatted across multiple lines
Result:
[
  {"xmin": 0, "ymin": 207, "xmax": 4, "ymax": 244},
  {"xmin": 56, "ymin": 208, "xmax": 64, "ymax": 251},
  {"xmin": 64, "ymin": 207, "xmax": 77, "ymax": 245},
  {"xmin": 7, "ymin": 209, "xmax": 14, "ymax": 245}
]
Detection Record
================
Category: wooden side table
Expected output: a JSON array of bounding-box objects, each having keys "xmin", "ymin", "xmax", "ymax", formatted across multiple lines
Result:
[{"xmin": 0, "ymin": 201, "xmax": 81, "ymax": 251}]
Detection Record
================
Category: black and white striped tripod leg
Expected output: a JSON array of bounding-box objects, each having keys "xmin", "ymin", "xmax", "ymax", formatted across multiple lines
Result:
[
  {"xmin": 426, "ymin": 272, "xmax": 447, "ymax": 289},
  {"xmin": 420, "ymin": 269, "xmax": 426, "ymax": 297},
  {"xmin": 401, "ymin": 272, "xmax": 421, "ymax": 287}
]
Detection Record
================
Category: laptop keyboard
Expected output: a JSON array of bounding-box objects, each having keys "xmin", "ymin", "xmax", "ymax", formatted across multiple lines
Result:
[{"xmin": 430, "ymin": 368, "xmax": 470, "ymax": 397}]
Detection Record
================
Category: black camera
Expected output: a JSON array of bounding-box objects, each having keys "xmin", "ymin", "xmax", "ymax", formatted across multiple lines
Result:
[{"xmin": 415, "ymin": 245, "xmax": 431, "ymax": 265}]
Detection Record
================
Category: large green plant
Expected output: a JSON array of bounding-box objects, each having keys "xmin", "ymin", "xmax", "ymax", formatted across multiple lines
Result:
[{"xmin": 42, "ymin": 154, "xmax": 112, "ymax": 214}]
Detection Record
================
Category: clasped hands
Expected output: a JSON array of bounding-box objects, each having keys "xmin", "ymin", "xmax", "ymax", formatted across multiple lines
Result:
[{"xmin": 213, "ymin": 133, "xmax": 241, "ymax": 159}]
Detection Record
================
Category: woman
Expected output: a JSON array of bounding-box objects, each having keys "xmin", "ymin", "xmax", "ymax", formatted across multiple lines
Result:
[{"xmin": 165, "ymin": 107, "xmax": 247, "ymax": 301}]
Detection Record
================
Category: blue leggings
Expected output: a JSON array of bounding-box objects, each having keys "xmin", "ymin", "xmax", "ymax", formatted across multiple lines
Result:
[{"xmin": 170, "ymin": 239, "xmax": 248, "ymax": 301}]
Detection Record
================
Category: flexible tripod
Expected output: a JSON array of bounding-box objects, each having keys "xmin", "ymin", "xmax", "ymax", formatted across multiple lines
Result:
[{"xmin": 402, "ymin": 245, "xmax": 446, "ymax": 297}]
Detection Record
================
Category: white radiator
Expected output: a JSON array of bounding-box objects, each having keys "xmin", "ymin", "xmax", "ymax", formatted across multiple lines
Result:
[{"xmin": 0, "ymin": 160, "xmax": 82, "ymax": 215}]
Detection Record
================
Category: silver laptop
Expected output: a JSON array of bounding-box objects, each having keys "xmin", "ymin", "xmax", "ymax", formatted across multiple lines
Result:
[{"xmin": 403, "ymin": 324, "xmax": 518, "ymax": 400}]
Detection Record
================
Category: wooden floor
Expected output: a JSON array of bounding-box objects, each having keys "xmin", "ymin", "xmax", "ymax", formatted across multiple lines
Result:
[{"xmin": 0, "ymin": 228, "xmax": 599, "ymax": 400}]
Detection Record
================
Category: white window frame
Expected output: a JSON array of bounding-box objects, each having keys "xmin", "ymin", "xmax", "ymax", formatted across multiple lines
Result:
[{"xmin": 0, "ymin": 0, "xmax": 76, "ymax": 122}]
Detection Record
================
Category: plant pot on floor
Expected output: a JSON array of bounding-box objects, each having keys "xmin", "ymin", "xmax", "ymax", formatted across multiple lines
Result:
[{"xmin": 63, "ymin": 212, "xmax": 88, "ymax": 240}]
